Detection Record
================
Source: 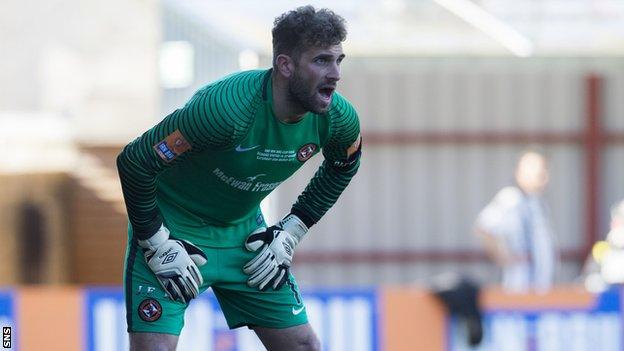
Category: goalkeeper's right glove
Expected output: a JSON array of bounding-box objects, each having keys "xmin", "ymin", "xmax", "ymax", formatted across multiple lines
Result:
[{"xmin": 137, "ymin": 225, "xmax": 207, "ymax": 304}]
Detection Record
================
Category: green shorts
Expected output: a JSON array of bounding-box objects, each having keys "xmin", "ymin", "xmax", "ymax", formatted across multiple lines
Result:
[{"xmin": 124, "ymin": 228, "xmax": 308, "ymax": 335}]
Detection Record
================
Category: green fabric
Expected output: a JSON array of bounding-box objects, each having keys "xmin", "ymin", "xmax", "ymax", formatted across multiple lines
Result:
[
  {"xmin": 125, "ymin": 227, "xmax": 308, "ymax": 334},
  {"xmin": 117, "ymin": 69, "xmax": 361, "ymax": 244}
]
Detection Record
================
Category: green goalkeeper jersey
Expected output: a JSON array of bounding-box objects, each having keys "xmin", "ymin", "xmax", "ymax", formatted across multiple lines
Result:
[{"xmin": 117, "ymin": 69, "xmax": 361, "ymax": 247}]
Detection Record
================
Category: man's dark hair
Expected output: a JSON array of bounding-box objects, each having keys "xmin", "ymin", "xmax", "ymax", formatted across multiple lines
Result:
[{"xmin": 272, "ymin": 6, "xmax": 347, "ymax": 66}]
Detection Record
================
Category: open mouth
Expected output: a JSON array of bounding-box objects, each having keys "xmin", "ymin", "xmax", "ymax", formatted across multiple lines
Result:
[{"xmin": 318, "ymin": 86, "xmax": 335, "ymax": 102}]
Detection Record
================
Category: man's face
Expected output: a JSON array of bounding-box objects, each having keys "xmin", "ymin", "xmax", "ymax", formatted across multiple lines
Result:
[
  {"xmin": 515, "ymin": 153, "xmax": 549, "ymax": 194},
  {"xmin": 287, "ymin": 44, "xmax": 344, "ymax": 114},
  {"xmin": 611, "ymin": 203, "xmax": 624, "ymax": 230}
]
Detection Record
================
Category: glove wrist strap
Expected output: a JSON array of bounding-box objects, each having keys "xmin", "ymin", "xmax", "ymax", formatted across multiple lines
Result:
[
  {"xmin": 137, "ymin": 225, "xmax": 170, "ymax": 250},
  {"xmin": 280, "ymin": 214, "xmax": 308, "ymax": 241}
]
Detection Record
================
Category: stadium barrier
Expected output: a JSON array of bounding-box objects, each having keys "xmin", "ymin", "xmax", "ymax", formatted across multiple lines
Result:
[{"xmin": 0, "ymin": 286, "xmax": 620, "ymax": 350}]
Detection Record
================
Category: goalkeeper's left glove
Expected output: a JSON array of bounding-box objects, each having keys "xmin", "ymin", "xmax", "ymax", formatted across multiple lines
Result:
[{"xmin": 243, "ymin": 214, "xmax": 308, "ymax": 291}]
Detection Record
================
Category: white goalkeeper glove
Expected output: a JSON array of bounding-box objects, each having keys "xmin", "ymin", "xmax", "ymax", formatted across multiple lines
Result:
[
  {"xmin": 138, "ymin": 225, "xmax": 207, "ymax": 304},
  {"xmin": 243, "ymin": 214, "xmax": 308, "ymax": 291}
]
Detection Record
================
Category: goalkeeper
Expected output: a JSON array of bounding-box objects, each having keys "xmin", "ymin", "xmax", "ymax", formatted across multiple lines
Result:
[{"xmin": 117, "ymin": 5, "xmax": 361, "ymax": 351}]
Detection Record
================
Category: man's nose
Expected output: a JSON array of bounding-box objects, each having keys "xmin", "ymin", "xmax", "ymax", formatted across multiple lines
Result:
[{"xmin": 327, "ymin": 62, "xmax": 341, "ymax": 81}]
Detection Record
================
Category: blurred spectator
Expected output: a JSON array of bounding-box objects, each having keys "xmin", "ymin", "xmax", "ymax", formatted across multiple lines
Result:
[
  {"xmin": 18, "ymin": 202, "xmax": 47, "ymax": 284},
  {"xmin": 601, "ymin": 200, "xmax": 624, "ymax": 282},
  {"xmin": 474, "ymin": 151, "xmax": 557, "ymax": 292},
  {"xmin": 582, "ymin": 199, "xmax": 624, "ymax": 291}
]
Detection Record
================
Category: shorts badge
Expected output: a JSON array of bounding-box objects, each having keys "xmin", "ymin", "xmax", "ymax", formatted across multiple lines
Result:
[{"xmin": 138, "ymin": 298, "xmax": 162, "ymax": 322}]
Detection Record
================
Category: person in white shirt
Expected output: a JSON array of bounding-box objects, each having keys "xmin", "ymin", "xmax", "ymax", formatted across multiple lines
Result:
[
  {"xmin": 474, "ymin": 151, "xmax": 557, "ymax": 292},
  {"xmin": 598, "ymin": 200, "xmax": 624, "ymax": 284}
]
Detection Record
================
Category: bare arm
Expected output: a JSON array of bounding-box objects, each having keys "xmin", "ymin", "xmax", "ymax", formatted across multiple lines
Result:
[{"xmin": 475, "ymin": 227, "xmax": 517, "ymax": 267}]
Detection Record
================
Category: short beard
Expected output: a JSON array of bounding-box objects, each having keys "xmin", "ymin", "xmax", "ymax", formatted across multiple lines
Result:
[{"xmin": 288, "ymin": 71, "xmax": 327, "ymax": 114}]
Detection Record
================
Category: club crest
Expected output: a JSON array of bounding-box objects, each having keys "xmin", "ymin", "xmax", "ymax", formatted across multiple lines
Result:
[
  {"xmin": 138, "ymin": 298, "xmax": 163, "ymax": 322},
  {"xmin": 297, "ymin": 143, "xmax": 317, "ymax": 162}
]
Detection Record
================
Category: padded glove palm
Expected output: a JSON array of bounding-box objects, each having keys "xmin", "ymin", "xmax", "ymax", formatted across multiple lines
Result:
[{"xmin": 138, "ymin": 225, "xmax": 207, "ymax": 304}]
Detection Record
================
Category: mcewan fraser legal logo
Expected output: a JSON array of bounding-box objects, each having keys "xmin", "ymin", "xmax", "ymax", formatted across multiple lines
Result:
[
  {"xmin": 246, "ymin": 174, "xmax": 266, "ymax": 182},
  {"xmin": 213, "ymin": 168, "xmax": 281, "ymax": 192}
]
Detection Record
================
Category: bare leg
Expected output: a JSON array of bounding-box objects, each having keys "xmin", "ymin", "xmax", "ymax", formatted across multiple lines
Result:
[
  {"xmin": 253, "ymin": 323, "xmax": 320, "ymax": 351},
  {"xmin": 129, "ymin": 332, "xmax": 179, "ymax": 351}
]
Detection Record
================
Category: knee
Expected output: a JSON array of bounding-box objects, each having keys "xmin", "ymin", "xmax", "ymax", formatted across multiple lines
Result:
[{"xmin": 129, "ymin": 333, "xmax": 177, "ymax": 351}]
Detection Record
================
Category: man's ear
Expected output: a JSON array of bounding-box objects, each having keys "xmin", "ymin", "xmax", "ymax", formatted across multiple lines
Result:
[{"xmin": 275, "ymin": 54, "xmax": 295, "ymax": 78}]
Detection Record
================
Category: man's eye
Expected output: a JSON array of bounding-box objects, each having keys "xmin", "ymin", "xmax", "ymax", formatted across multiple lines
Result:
[{"xmin": 315, "ymin": 58, "xmax": 327, "ymax": 64}]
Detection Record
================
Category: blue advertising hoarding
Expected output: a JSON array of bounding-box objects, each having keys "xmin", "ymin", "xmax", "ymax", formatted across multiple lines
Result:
[
  {"xmin": 0, "ymin": 290, "xmax": 15, "ymax": 350},
  {"xmin": 86, "ymin": 287, "xmax": 379, "ymax": 351},
  {"xmin": 448, "ymin": 287, "xmax": 623, "ymax": 351}
]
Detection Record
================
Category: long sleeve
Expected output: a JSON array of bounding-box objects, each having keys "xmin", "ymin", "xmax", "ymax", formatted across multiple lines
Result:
[
  {"xmin": 291, "ymin": 95, "xmax": 361, "ymax": 227},
  {"xmin": 116, "ymin": 71, "xmax": 265, "ymax": 239}
]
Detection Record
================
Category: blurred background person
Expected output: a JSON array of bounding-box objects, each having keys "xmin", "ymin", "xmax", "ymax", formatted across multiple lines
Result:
[
  {"xmin": 599, "ymin": 200, "xmax": 624, "ymax": 284},
  {"xmin": 582, "ymin": 199, "xmax": 624, "ymax": 291},
  {"xmin": 474, "ymin": 151, "xmax": 557, "ymax": 293}
]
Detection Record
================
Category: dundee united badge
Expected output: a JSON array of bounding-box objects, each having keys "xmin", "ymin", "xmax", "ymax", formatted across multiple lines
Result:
[
  {"xmin": 297, "ymin": 143, "xmax": 317, "ymax": 162},
  {"xmin": 138, "ymin": 298, "xmax": 162, "ymax": 322}
]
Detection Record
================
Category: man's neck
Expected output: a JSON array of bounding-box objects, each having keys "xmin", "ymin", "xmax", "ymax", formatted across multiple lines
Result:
[{"xmin": 271, "ymin": 74, "xmax": 306, "ymax": 124}]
